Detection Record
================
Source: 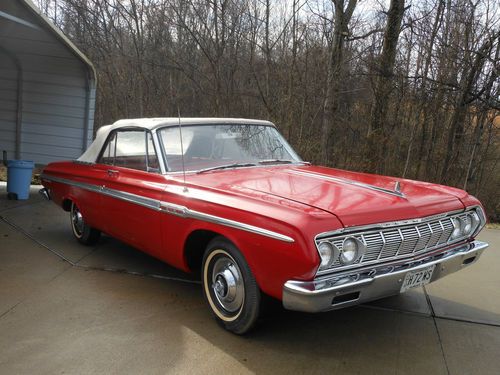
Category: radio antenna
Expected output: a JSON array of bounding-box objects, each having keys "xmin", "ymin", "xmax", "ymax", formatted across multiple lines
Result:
[{"xmin": 177, "ymin": 106, "xmax": 188, "ymax": 193}]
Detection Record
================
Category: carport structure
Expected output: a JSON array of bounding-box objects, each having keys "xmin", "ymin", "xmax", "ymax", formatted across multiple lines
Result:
[{"xmin": 0, "ymin": 0, "xmax": 96, "ymax": 165}]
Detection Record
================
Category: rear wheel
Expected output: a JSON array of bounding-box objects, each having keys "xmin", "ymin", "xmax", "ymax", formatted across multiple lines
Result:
[
  {"xmin": 202, "ymin": 237, "xmax": 261, "ymax": 334},
  {"xmin": 70, "ymin": 202, "xmax": 100, "ymax": 245}
]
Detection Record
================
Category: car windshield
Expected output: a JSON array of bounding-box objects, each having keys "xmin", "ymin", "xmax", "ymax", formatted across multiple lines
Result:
[{"xmin": 157, "ymin": 124, "xmax": 302, "ymax": 172}]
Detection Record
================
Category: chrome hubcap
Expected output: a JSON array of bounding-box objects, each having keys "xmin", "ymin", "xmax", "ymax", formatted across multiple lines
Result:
[
  {"xmin": 71, "ymin": 205, "xmax": 84, "ymax": 236},
  {"xmin": 211, "ymin": 256, "xmax": 244, "ymax": 313}
]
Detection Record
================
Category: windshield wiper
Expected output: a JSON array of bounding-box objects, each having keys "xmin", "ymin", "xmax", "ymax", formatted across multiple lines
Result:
[
  {"xmin": 258, "ymin": 159, "xmax": 310, "ymax": 165},
  {"xmin": 196, "ymin": 162, "xmax": 258, "ymax": 174}
]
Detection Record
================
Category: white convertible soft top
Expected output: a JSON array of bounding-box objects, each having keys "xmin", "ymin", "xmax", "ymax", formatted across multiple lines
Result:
[{"xmin": 77, "ymin": 117, "xmax": 274, "ymax": 163}]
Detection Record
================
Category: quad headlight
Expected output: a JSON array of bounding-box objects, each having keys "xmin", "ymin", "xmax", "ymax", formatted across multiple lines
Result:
[
  {"xmin": 316, "ymin": 236, "xmax": 366, "ymax": 270},
  {"xmin": 465, "ymin": 211, "xmax": 480, "ymax": 236},
  {"xmin": 451, "ymin": 217, "xmax": 464, "ymax": 240},
  {"xmin": 340, "ymin": 236, "xmax": 366, "ymax": 265},
  {"xmin": 451, "ymin": 209, "xmax": 484, "ymax": 240},
  {"xmin": 317, "ymin": 241, "xmax": 339, "ymax": 270},
  {"xmin": 463, "ymin": 215, "xmax": 473, "ymax": 236}
]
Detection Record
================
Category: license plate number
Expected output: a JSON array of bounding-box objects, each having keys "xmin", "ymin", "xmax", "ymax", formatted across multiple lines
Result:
[{"xmin": 400, "ymin": 265, "xmax": 435, "ymax": 293}]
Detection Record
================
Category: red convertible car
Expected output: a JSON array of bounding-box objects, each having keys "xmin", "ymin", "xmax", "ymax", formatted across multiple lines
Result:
[{"xmin": 40, "ymin": 118, "xmax": 488, "ymax": 334}]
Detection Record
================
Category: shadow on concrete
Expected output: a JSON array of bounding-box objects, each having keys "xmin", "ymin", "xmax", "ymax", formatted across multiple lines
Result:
[{"xmin": 425, "ymin": 294, "xmax": 500, "ymax": 326}]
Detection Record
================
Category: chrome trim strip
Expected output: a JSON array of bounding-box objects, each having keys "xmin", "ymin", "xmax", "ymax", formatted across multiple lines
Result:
[
  {"xmin": 377, "ymin": 232, "xmax": 386, "ymax": 261},
  {"xmin": 158, "ymin": 201, "xmax": 294, "ymax": 242},
  {"xmin": 427, "ymin": 222, "xmax": 434, "ymax": 249},
  {"xmin": 41, "ymin": 174, "xmax": 160, "ymax": 211},
  {"xmin": 316, "ymin": 209, "xmax": 464, "ymax": 239},
  {"xmin": 106, "ymin": 187, "xmax": 161, "ymax": 211},
  {"xmin": 150, "ymin": 129, "xmax": 167, "ymax": 174},
  {"xmin": 290, "ymin": 170, "xmax": 406, "ymax": 198},
  {"xmin": 41, "ymin": 173, "xmax": 294, "ymax": 243},
  {"xmin": 466, "ymin": 205, "xmax": 487, "ymax": 237},
  {"xmin": 189, "ymin": 209, "xmax": 294, "ymax": 242},
  {"xmin": 42, "ymin": 173, "xmax": 102, "ymax": 194},
  {"xmin": 395, "ymin": 228, "xmax": 404, "ymax": 256},
  {"xmin": 162, "ymin": 162, "xmax": 309, "ymax": 176}
]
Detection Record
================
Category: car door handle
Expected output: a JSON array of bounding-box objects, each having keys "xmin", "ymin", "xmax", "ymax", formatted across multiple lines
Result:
[{"xmin": 107, "ymin": 169, "xmax": 119, "ymax": 177}]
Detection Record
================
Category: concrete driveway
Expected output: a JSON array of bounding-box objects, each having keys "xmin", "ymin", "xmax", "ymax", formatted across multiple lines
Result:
[{"xmin": 1, "ymin": 184, "xmax": 499, "ymax": 374}]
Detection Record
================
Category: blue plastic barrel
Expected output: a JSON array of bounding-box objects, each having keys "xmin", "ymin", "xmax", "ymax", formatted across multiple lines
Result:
[{"xmin": 6, "ymin": 160, "xmax": 34, "ymax": 200}]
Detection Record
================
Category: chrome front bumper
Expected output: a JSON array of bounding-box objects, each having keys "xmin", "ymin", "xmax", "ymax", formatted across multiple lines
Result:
[{"xmin": 283, "ymin": 240, "xmax": 489, "ymax": 313}]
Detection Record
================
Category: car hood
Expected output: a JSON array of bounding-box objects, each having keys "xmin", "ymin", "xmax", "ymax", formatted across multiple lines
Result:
[{"xmin": 186, "ymin": 165, "xmax": 467, "ymax": 227}]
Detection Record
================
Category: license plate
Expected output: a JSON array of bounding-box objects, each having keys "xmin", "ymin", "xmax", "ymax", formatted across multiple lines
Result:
[{"xmin": 400, "ymin": 265, "xmax": 435, "ymax": 293}]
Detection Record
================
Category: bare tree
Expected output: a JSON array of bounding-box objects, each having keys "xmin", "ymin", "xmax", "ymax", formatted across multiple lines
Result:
[
  {"xmin": 366, "ymin": 0, "xmax": 406, "ymax": 173},
  {"xmin": 39, "ymin": 0, "xmax": 500, "ymax": 221},
  {"xmin": 320, "ymin": 0, "xmax": 357, "ymax": 165}
]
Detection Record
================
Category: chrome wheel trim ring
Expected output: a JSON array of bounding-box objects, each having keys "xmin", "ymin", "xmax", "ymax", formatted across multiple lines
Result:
[
  {"xmin": 71, "ymin": 203, "xmax": 84, "ymax": 239},
  {"xmin": 204, "ymin": 249, "xmax": 245, "ymax": 322}
]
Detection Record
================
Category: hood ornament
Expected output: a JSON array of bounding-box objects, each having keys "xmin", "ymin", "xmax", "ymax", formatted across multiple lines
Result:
[
  {"xmin": 290, "ymin": 170, "xmax": 406, "ymax": 198},
  {"xmin": 394, "ymin": 181, "xmax": 401, "ymax": 194}
]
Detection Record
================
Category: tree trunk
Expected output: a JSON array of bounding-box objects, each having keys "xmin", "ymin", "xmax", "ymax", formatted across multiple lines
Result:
[
  {"xmin": 320, "ymin": 0, "xmax": 357, "ymax": 165},
  {"xmin": 440, "ymin": 31, "xmax": 498, "ymax": 183},
  {"xmin": 366, "ymin": 0, "xmax": 406, "ymax": 173},
  {"xmin": 412, "ymin": 0, "xmax": 445, "ymax": 179}
]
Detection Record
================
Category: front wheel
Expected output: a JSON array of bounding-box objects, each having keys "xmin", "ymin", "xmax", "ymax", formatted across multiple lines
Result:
[
  {"xmin": 70, "ymin": 202, "xmax": 101, "ymax": 245},
  {"xmin": 202, "ymin": 237, "xmax": 261, "ymax": 334}
]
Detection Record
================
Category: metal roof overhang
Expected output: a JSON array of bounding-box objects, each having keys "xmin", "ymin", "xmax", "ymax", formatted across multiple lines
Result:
[{"xmin": 0, "ymin": 0, "xmax": 96, "ymax": 161}]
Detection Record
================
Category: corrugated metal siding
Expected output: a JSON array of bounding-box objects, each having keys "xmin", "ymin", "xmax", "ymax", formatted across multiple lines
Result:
[
  {"xmin": 0, "ymin": 0, "xmax": 95, "ymax": 165},
  {"xmin": 86, "ymin": 87, "xmax": 96, "ymax": 147},
  {"xmin": 0, "ymin": 52, "xmax": 17, "ymax": 157}
]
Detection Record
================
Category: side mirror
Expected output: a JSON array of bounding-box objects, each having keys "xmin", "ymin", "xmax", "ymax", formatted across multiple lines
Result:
[{"xmin": 2, "ymin": 150, "xmax": 7, "ymax": 167}]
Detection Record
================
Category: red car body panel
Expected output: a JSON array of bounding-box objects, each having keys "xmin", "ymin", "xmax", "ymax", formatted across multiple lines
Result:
[
  {"xmin": 185, "ymin": 165, "xmax": 469, "ymax": 227},
  {"xmin": 41, "ymin": 159, "xmax": 483, "ymax": 301}
]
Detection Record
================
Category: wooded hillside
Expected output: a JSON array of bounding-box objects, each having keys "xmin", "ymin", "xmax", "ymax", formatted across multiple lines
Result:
[{"xmin": 37, "ymin": 0, "xmax": 499, "ymax": 220}]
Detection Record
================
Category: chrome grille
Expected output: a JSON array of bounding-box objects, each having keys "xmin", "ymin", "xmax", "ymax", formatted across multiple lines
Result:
[
  {"xmin": 398, "ymin": 227, "xmax": 419, "ymax": 255},
  {"xmin": 315, "ymin": 209, "xmax": 482, "ymax": 275}
]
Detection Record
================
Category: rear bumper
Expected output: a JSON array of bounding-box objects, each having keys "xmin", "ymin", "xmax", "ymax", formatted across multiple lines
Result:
[{"xmin": 283, "ymin": 240, "xmax": 488, "ymax": 313}]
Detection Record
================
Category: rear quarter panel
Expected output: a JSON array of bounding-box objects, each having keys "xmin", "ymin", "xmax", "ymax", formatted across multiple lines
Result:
[{"xmin": 41, "ymin": 161, "xmax": 106, "ymax": 230}]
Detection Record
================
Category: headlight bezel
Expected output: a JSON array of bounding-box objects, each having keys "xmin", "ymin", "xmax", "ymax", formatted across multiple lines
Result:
[
  {"xmin": 450, "ymin": 206, "xmax": 486, "ymax": 241},
  {"xmin": 317, "ymin": 241, "xmax": 339, "ymax": 270},
  {"xmin": 469, "ymin": 205, "xmax": 486, "ymax": 237}
]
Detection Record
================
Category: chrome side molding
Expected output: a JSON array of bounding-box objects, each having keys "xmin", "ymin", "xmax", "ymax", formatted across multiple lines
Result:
[{"xmin": 40, "ymin": 174, "xmax": 294, "ymax": 243}]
